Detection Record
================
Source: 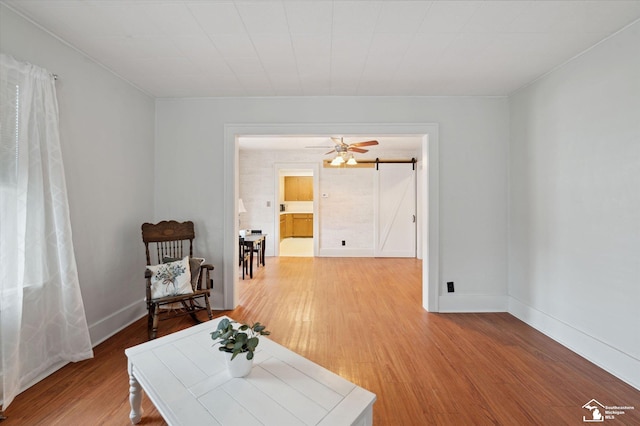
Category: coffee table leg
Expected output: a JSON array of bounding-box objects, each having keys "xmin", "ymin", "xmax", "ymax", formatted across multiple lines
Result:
[{"xmin": 129, "ymin": 367, "xmax": 143, "ymax": 424}]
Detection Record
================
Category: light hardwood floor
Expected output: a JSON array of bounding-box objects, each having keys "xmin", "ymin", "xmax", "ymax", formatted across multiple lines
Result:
[
  {"xmin": 279, "ymin": 237, "xmax": 313, "ymax": 257},
  {"xmin": 3, "ymin": 257, "xmax": 639, "ymax": 425}
]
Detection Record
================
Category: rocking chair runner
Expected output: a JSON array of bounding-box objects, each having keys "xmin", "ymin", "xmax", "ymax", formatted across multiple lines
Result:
[{"xmin": 142, "ymin": 220, "xmax": 214, "ymax": 339}]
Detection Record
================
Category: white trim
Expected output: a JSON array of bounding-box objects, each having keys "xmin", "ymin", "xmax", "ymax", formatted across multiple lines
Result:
[
  {"xmin": 223, "ymin": 127, "xmax": 238, "ymax": 308},
  {"xmin": 224, "ymin": 122, "xmax": 440, "ymax": 312},
  {"xmin": 509, "ymin": 297, "xmax": 640, "ymax": 390},
  {"xmin": 424, "ymin": 133, "xmax": 439, "ymax": 312},
  {"xmin": 319, "ymin": 248, "xmax": 374, "ymax": 257},
  {"xmin": 88, "ymin": 298, "xmax": 147, "ymax": 346},
  {"xmin": 438, "ymin": 295, "xmax": 507, "ymax": 313}
]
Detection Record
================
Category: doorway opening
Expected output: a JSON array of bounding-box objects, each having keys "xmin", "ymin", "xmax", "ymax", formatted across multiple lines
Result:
[
  {"xmin": 227, "ymin": 124, "xmax": 439, "ymax": 312},
  {"xmin": 277, "ymin": 166, "xmax": 317, "ymax": 257}
]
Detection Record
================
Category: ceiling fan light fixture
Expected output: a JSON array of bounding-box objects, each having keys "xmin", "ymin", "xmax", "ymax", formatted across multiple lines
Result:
[
  {"xmin": 331, "ymin": 155, "xmax": 344, "ymax": 166},
  {"xmin": 326, "ymin": 138, "xmax": 378, "ymax": 166}
]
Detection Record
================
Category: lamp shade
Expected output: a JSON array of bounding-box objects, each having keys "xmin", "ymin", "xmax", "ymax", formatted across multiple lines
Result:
[
  {"xmin": 238, "ymin": 198, "xmax": 247, "ymax": 213},
  {"xmin": 330, "ymin": 155, "xmax": 345, "ymax": 166}
]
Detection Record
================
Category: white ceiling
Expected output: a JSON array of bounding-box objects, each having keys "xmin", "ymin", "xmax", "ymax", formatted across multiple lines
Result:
[{"xmin": 5, "ymin": 0, "xmax": 640, "ymax": 98}]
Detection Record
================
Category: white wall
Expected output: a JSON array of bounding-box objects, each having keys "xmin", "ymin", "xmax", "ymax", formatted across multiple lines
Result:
[
  {"xmin": 1, "ymin": 5, "xmax": 155, "ymax": 345},
  {"xmin": 509, "ymin": 21, "xmax": 640, "ymax": 388},
  {"xmin": 155, "ymin": 96, "xmax": 509, "ymax": 312}
]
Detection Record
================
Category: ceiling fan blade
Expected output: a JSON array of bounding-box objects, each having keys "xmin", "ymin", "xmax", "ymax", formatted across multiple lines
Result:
[
  {"xmin": 350, "ymin": 140, "xmax": 378, "ymax": 147},
  {"xmin": 324, "ymin": 149, "xmax": 336, "ymax": 155},
  {"xmin": 348, "ymin": 147, "xmax": 368, "ymax": 153}
]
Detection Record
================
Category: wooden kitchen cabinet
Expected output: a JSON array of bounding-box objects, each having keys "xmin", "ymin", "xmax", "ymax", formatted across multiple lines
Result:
[
  {"xmin": 298, "ymin": 178, "xmax": 313, "ymax": 201},
  {"xmin": 280, "ymin": 214, "xmax": 293, "ymax": 240},
  {"xmin": 292, "ymin": 214, "xmax": 313, "ymax": 237},
  {"xmin": 285, "ymin": 214, "xmax": 293, "ymax": 238},
  {"xmin": 280, "ymin": 215, "xmax": 286, "ymax": 241},
  {"xmin": 280, "ymin": 213, "xmax": 313, "ymax": 238},
  {"xmin": 284, "ymin": 176, "xmax": 313, "ymax": 201}
]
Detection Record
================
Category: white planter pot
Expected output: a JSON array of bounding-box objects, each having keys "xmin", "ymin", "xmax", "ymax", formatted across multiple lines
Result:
[{"xmin": 223, "ymin": 351, "xmax": 254, "ymax": 378}]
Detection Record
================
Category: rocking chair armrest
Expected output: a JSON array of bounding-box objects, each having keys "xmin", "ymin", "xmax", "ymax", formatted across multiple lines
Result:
[
  {"xmin": 197, "ymin": 263, "xmax": 214, "ymax": 290},
  {"xmin": 144, "ymin": 269, "xmax": 153, "ymax": 302}
]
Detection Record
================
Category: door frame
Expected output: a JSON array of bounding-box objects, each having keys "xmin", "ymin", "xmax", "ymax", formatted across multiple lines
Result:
[
  {"xmin": 224, "ymin": 123, "xmax": 439, "ymax": 312},
  {"xmin": 273, "ymin": 163, "xmax": 320, "ymax": 257}
]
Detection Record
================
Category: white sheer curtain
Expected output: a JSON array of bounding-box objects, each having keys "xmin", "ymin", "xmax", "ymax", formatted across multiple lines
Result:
[{"xmin": 0, "ymin": 54, "xmax": 93, "ymax": 412}]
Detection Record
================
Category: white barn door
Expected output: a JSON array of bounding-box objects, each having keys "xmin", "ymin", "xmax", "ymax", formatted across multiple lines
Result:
[{"xmin": 374, "ymin": 163, "xmax": 416, "ymax": 257}]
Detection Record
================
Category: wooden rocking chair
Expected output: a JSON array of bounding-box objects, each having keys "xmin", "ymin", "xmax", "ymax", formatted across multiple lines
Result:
[{"xmin": 142, "ymin": 220, "xmax": 214, "ymax": 339}]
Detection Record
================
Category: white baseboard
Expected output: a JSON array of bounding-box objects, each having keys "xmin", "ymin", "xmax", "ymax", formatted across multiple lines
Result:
[
  {"xmin": 508, "ymin": 297, "xmax": 640, "ymax": 390},
  {"xmin": 88, "ymin": 298, "xmax": 147, "ymax": 347},
  {"xmin": 318, "ymin": 248, "xmax": 374, "ymax": 257},
  {"xmin": 438, "ymin": 294, "xmax": 507, "ymax": 312}
]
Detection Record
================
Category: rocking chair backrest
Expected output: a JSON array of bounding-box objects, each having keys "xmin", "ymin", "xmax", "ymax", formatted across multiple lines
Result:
[{"xmin": 141, "ymin": 220, "xmax": 195, "ymax": 265}]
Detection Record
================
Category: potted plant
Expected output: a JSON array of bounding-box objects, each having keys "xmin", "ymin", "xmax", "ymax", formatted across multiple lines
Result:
[{"xmin": 210, "ymin": 318, "xmax": 270, "ymax": 377}]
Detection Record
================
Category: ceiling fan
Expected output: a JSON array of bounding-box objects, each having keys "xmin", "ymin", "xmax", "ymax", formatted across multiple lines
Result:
[
  {"xmin": 325, "ymin": 137, "xmax": 378, "ymax": 165},
  {"xmin": 324, "ymin": 137, "xmax": 379, "ymax": 155}
]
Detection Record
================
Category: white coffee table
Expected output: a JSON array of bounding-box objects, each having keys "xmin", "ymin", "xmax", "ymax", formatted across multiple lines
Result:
[{"xmin": 125, "ymin": 316, "xmax": 376, "ymax": 425}]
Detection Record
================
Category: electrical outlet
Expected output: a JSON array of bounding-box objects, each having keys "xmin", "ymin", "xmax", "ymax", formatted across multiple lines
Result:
[
  {"xmin": 266, "ymin": 201, "xmax": 271, "ymax": 207},
  {"xmin": 447, "ymin": 282, "xmax": 455, "ymax": 293},
  {"xmin": 341, "ymin": 240, "xmax": 346, "ymax": 246}
]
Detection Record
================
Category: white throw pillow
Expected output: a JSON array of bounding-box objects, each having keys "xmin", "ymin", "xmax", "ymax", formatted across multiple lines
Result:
[
  {"xmin": 163, "ymin": 256, "xmax": 205, "ymax": 289},
  {"xmin": 147, "ymin": 256, "xmax": 193, "ymax": 299}
]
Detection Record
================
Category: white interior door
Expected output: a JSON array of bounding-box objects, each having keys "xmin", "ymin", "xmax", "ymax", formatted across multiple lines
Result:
[{"xmin": 375, "ymin": 163, "xmax": 416, "ymax": 257}]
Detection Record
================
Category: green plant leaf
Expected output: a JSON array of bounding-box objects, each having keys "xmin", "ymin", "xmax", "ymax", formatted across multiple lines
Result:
[
  {"xmin": 220, "ymin": 329, "xmax": 235, "ymax": 340},
  {"xmin": 211, "ymin": 319, "xmax": 269, "ymax": 360},
  {"xmin": 246, "ymin": 337, "xmax": 259, "ymax": 351}
]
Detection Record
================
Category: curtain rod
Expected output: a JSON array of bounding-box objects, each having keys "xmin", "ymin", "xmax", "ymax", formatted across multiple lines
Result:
[
  {"xmin": 361, "ymin": 158, "xmax": 416, "ymax": 164},
  {"xmin": 365, "ymin": 158, "xmax": 417, "ymax": 170},
  {"xmin": 322, "ymin": 158, "xmax": 417, "ymax": 169}
]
